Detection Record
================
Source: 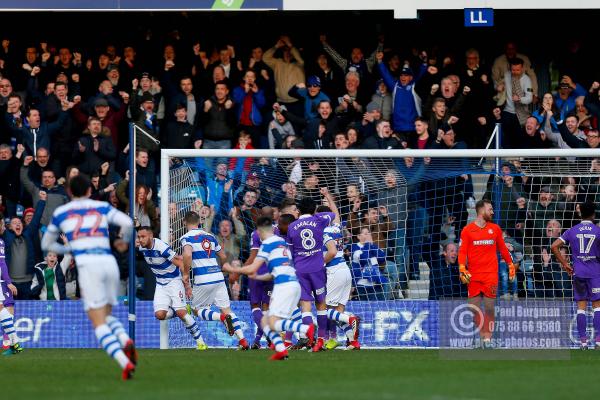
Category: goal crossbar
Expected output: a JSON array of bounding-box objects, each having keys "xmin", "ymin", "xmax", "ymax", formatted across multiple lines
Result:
[
  {"xmin": 159, "ymin": 147, "xmax": 598, "ymax": 244},
  {"xmin": 160, "ymin": 148, "xmax": 599, "ymax": 160}
]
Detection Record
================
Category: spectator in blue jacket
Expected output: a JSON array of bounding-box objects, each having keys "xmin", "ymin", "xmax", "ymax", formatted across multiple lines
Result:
[
  {"xmin": 232, "ymin": 70, "xmax": 266, "ymax": 147},
  {"xmin": 350, "ymin": 227, "xmax": 389, "ymax": 301},
  {"xmin": 6, "ymin": 106, "xmax": 70, "ymax": 157},
  {"xmin": 288, "ymin": 76, "xmax": 330, "ymax": 121},
  {"xmin": 428, "ymin": 242, "xmax": 467, "ymax": 300},
  {"xmin": 376, "ymin": 51, "xmax": 427, "ymax": 135},
  {"xmin": 554, "ymin": 75, "xmax": 586, "ymax": 121},
  {"xmin": 1, "ymin": 194, "xmax": 46, "ymax": 299},
  {"xmin": 205, "ymin": 162, "xmax": 234, "ymax": 216}
]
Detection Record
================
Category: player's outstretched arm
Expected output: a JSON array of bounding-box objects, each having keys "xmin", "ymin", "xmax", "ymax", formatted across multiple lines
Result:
[
  {"xmin": 320, "ymin": 187, "xmax": 340, "ymax": 224},
  {"xmin": 550, "ymin": 238, "xmax": 573, "ymax": 275},
  {"xmin": 223, "ymin": 256, "xmax": 263, "ymax": 276},
  {"xmin": 252, "ymin": 273, "xmax": 273, "ymax": 282}
]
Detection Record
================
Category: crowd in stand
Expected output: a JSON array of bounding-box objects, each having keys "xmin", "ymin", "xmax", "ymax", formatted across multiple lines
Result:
[{"xmin": 0, "ymin": 29, "xmax": 599, "ymax": 302}]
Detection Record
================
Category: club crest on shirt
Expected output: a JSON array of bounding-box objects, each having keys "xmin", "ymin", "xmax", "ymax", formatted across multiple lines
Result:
[{"xmin": 488, "ymin": 229, "xmax": 494, "ymax": 234}]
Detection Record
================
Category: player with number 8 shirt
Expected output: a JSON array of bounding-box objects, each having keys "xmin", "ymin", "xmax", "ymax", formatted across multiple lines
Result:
[{"xmin": 286, "ymin": 196, "xmax": 334, "ymax": 352}]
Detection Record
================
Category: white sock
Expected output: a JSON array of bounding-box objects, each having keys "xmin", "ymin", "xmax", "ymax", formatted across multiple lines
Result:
[
  {"xmin": 274, "ymin": 319, "xmax": 308, "ymax": 334},
  {"xmin": 341, "ymin": 323, "xmax": 354, "ymax": 341},
  {"xmin": 165, "ymin": 308, "xmax": 175, "ymax": 319},
  {"xmin": 263, "ymin": 325, "xmax": 285, "ymax": 352},
  {"xmin": 229, "ymin": 312, "xmax": 245, "ymax": 340},
  {"xmin": 105, "ymin": 315, "xmax": 130, "ymax": 347},
  {"xmin": 0, "ymin": 308, "xmax": 17, "ymax": 345},
  {"xmin": 95, "ymin": 324, "xmax": 130, "ymax": 369},
  {"xmin": 198, "ymin": 309, "xmax": 222, "ymax": 321},
  {"xmin": 300, "ymin": 312, "xmax": 313, "ymax": 339},
  {"xmin": 327, "ymin": 309, "xmax": 351, "ymax": 324},
  {"xmin": 182, "ymin": 314, "xmax": 204, "ymax": 342}
]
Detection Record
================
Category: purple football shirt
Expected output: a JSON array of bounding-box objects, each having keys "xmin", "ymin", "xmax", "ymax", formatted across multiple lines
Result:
[
  {"xmin": 287, "ymin": 212, "xmax": 335, "ymax": 273},
  {"xmin": 251, "ymin": 225, "xmax": 280, "ymax": 274},
  {"xmin": 560, "ymin": 221, "xmax": 600, "ymax": 278}
]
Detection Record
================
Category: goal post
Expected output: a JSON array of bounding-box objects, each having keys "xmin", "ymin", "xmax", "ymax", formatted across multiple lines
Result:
[{"xmin": 159, "ymin": 148, "xmax": 599, "ymax": 349}]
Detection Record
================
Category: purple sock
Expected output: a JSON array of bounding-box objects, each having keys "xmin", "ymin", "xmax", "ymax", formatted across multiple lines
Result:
[
  {"xmin": 317, "ymin": 312, "xmax": 328, "ymax": 339},
  {"xmin": 327, "ymin": 319, "xmax": 337, "ymax": 339},
  {"xmin": 594, "ymin": 309, "xmax": 600, "ymax": 343},
  {"xmin": 577, "ymin": 311, "xmax": 587, "ymax": 342},
  {"xmin": 302, "ymin": 315, "xmax": 313, "ymax": 327},
  {"xmin": 284, "ymin": 331, "xmax": 293, "ymax": 342},
  {"xmin": 252, "ymin": 308, "xmax": 263, "ymax": 343}
]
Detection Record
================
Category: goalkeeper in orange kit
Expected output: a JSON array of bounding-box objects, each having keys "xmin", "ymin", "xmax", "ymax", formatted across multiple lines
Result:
[{"xmin": 458, "ymin": 199, "xmax": 517, "ymax": 348}]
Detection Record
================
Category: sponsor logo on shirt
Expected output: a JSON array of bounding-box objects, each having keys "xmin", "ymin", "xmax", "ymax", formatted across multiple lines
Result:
[{"xmin": 473, "ymin": 240, "xmax": 495, "ymax": 246}]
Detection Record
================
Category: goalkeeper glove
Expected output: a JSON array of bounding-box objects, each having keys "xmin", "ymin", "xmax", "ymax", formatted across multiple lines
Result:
[
  {"xmin": 508, "ymin": 263, "xmax": 517, "ymax": 282},
  {"xmin": 459, "ymin": 265, "xmax": 471, "ymax": 285}
]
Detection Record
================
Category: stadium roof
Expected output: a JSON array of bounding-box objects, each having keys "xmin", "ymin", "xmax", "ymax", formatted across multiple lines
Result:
[{"xmin": 1, "ymin": 0, "xmax": 599, "ymax": 18}]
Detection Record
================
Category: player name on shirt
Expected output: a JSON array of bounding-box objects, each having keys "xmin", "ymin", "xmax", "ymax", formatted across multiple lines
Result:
[
  {"xmin": 291, "ymin": 220, "xmax": 320, "ymax": 257},
  {"xmin": 560, "ymin": 221, "xmax": 600, "ymax": 278},
  {"xmin": 287, "ymin": 212, "xmax": 334, "ymax": 274}
]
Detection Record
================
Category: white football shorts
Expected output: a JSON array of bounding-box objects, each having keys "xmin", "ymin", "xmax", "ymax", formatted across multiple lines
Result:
[
  {"xmin": 76, "ymin": 255, "xmax": 120, "ymax": 311},
  {"xmin": 192, "ymin": 281, "xmax": 230, "ymax": 309},
  {"xmin": 269, "ymin": 281, "xmax": 301, "ymax": 319},
  {"xmin": 326, "ymin": 265, "xmax": 352, "ymax": 307},
  {"xmin": 154, "ymin": 279, "xmax": 187, "ymax": 312}
]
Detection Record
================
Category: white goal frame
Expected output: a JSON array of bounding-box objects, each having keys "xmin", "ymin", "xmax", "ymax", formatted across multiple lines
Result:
[{"xmin": 159, "ymin": 147, "xmax": 598, "ymax": 349}]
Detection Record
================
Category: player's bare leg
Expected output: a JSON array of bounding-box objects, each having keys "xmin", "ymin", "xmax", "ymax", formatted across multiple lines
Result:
[
  {"xmin": 88, "ymin": 305, "xmax": 135, "ymax": 379},
  {"xmin": 220, "ymin": 306, "xmax": 249, "ymax": 350}
]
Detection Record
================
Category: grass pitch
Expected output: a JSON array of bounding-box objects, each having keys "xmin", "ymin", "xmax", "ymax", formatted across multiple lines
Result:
[{"xmin": 1, "ymin": 349, "xmax": 599, "ymax": 400}]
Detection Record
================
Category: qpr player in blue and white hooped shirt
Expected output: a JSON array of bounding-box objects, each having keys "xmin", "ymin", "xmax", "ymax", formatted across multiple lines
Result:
[
  {"xmin": 41, "ymin": 175, "xmax": 135, "ymax": 377},
  {"xmin": 179, "ymin": 211, "xmax": 248, "ymax": 349},
  {"xmin": 136, "ymin": 227, "xmax": 204, "ymax": 348}
]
